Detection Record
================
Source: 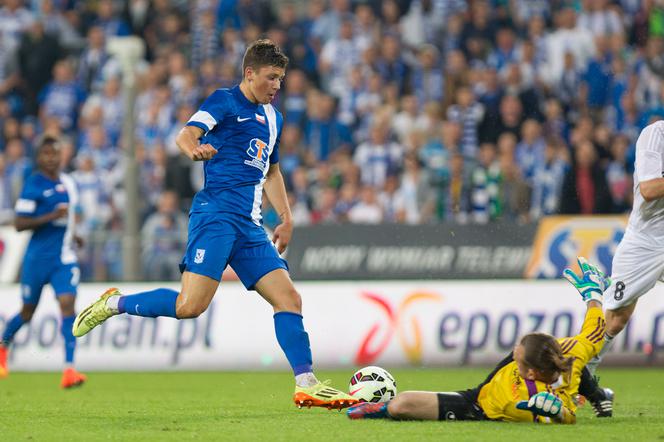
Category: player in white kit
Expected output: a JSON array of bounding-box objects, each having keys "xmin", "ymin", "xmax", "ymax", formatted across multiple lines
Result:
[{"xmin": 587, "ymin": 119, "xmax": 664, "ymax": 375}]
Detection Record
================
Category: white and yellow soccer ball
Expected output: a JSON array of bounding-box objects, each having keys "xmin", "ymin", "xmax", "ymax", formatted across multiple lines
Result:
[{"xmin": 348, "ymin": 366, "xmax": 397, "ymax": 403}]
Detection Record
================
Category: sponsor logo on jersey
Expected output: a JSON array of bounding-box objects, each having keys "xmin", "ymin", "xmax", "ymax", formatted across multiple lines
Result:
[
  {"xmin": 244, "ymin": 138, "xmax": 269, "ymax": 170},
  {"xmin": 194, "ymin": 249, "xmax": 206, "ymax": 264}
]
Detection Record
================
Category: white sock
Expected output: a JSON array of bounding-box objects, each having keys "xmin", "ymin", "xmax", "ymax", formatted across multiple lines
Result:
[
  {"xmin": 105, "ymin": 296, "xmax": 120, "ymax": 314},
  {"xmin": 586, "ymin": 333, "xmax": 615, "ymax": 375},
  {"xmin": 295, "ymin": 372, "xmax": 319, "ymax": 388}
]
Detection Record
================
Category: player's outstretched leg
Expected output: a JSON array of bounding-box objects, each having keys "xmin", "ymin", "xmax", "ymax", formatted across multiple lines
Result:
[
  {"xmin": 347, "ymin": 402, "xmax": 391, "ymax": 419},
  {"xmin": 0, "ymin": 305, "xmax": 36, "ymax": 378},
  {"xmin": 255, "ymin": 270, "xmax": 358, "ymax": 410},
  {"xmin": 73, "ymin": 273, "xmax": 218, "ymax": 337},
  {"xmin": 72, "ymin": 287, "xmax": 179, "ymax": 337}
]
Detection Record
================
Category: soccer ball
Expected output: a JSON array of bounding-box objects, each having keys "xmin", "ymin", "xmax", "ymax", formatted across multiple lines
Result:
[{"xmin": 348, "ymin": 366, "xmax": 397, "ymax": 403}]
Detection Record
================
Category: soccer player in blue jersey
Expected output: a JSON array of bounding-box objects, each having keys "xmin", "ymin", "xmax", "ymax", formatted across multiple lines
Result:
[
  {"xmin": 0, "ymin": 136, "xmax": 86, "ymax": 388},
  {"xmin": 73, "ymin": 40, "xmax": 357, "ymax": 409}
]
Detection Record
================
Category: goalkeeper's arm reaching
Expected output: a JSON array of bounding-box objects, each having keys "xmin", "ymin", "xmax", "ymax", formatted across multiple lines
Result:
[{"xmin": 515, "ymin": 257, "xmax": 610, "ymax": 424}]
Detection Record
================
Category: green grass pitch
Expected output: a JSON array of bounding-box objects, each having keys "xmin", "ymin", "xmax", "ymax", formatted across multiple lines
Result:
[{"xmin": 2, "ymin": 368, "xmax": 663, "ymax": 441}]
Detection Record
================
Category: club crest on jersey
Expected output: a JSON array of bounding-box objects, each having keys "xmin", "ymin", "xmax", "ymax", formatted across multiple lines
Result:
[
  {"xmin": 245, "ymin": 138, "xmax": 269, "ymax": 170},
  {"xmin": 194, "ymin": 248, "xmax": 206, "ymax": 264},
  {"xmin": 255, "ymin": 113, "xmax": 266, "ymax": 124}
]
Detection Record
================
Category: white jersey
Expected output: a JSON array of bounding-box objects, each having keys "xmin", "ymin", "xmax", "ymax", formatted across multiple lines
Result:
[
  {"xmin": 605, "ymin": 120, "xmax": 664, "ymax": 310},
  {"xmin": 625, "ymin": 120, "xmax": 664, "ymax": 246}
]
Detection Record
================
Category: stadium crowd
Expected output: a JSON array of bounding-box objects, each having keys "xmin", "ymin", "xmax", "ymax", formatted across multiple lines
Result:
[{"xmin": 0, "ymin": 0, "xmax": 663, "ymax": 280}]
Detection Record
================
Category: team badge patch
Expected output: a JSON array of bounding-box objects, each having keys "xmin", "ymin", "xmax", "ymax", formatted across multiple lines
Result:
[
  {"xmin": 194, "ymin": 249, "xmax": 206, "ymax": 264},
  {"xmin": 255, "ymin": 113, "xmax": 265, "ymax": 124}
]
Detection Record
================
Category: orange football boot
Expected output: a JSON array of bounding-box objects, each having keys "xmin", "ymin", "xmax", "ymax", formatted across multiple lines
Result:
[
  {"xmin": 0, "ymin": 345, "xmax": 8, "ymax": 378},
  {"xmin": 61, "ymin": 367, "xmax": 87, "ymax": 389}
]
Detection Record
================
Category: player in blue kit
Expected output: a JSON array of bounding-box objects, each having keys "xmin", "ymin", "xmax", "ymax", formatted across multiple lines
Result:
[
  {"xmin": 0, "ymin": 136, "xmax": 86, "ymax": 388},
  {"xmin": 73, "ymin": 40, "xmax": 357, "ymax": 409}
]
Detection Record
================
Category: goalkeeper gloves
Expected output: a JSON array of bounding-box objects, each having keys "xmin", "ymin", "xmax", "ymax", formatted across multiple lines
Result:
[
  {"xmin": 562, "ymin": 256, "xmax": 610, "ymax": 304},
  {"xmin": 516, "ymin": 391, "xmax": 563, "ymax": 419}
]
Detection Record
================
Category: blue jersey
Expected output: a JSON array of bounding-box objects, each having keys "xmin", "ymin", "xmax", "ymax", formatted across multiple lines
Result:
[
  {"xmin": 186, "ymin": 85, "xmax": 283, "ymax": 224},
  {"xmin": 14, "ymin": 172, "xmax": 79, "ymax": 264}
]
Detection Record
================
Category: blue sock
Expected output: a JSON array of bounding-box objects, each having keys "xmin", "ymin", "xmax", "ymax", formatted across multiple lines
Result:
[
  {"xmin": 118, "ymin": 288, "xmax": 178, "ymax": 318},
  {"xmin": 60, "ymin": 315, "xmax": 76, "ymax": 364},
  {"xmin": 274, "ymin": 312, "xmax": 313, "ymax": 376},
  {"xmin": 2, "ymin": 313, "xmax": 26, "ymax": 346}
]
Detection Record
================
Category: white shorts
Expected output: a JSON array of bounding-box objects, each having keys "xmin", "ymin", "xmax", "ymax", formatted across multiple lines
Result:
[{"xmin": 604, "ymin": 235, "xmax": 664, "ymax": 310}]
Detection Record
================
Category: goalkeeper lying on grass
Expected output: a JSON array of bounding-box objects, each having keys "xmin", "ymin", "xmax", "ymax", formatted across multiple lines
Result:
[{"xmin": 348, "ymin": 257, "xmax": 613, "ymax": 424}]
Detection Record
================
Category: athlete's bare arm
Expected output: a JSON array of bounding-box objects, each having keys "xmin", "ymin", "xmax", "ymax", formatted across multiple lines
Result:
[
  {"xmin": 639, "ymin": 178, "xmax": 664, "ymax": 202},
  {"xmin": 264, "ymin": 163, "xmax": 293, "ymax": 253},
  {"xmin": 175, "ymin": 125, "xmax": 218, "ymax": 161},
  {"xmin": 14, "ymin": 206, "xmax": 68, "ymax": 232}
]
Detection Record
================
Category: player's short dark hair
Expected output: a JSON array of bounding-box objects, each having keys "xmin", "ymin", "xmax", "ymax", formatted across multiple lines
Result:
[
  {"xmin": 520, "ymin": 333, "xmax": 574, "ymax": 376},
  {"xmin": 36, "ymin": 135, "xmax": 60, "ymax": 153},
  {"xmin": 242, "ymin": 39, "xmax": 289, "ymax": 74}
]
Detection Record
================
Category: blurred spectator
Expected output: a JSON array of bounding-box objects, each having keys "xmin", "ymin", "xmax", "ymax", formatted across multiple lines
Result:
[
  {"xmin": 348, "ymin": 185, "xmax": 382, "ymax": 224},
  {"xmin": 76, "ymin": 26, "xmax": 119, "ymax": 94},
  {"xmin": 577, "ymin": 0, "xmax": 622, "ymax": 37},
  {"xmin": 94, "ymin": 0, "xmax": 131, "ymax": 38},
  {"xmin": 334, "ymin": 181, "xmax": 358, "ymax": 221},
  {"xmin": 311, "ymin": 186, "xmax": 339, "ymax": 224},
  {"xmin": 375, "ymin": 34, "xmax": 410, "ymax": 95},
  {"xmin": 17, "ymin": 20, "xmax": 62, "ymax": 115},
  {"xmin": 191, "ymin": 5, "xmax": 220, "ymax": 69},
  {"xmin": 3, "ymin": 137, "xmax": 31, "ymax": 204},
  {"xmin": 38, "ymin": 59, "xmax": 85, "ymax": 133},
  {"xmin": 303, "ymin": 92, "xmax": 352, "ymax": 161},
  {"xmin": 515, "ymin": 119, "xmax": 545, "ymax": 184},
  {"xmin": 444, "ymin": 152, "xmax": 471, "ymax": 223},
  {"xmin": 399, "ymin": 151, "xmax": 434, "ymax": 224},
  {"xmin": 353, "ymin": 122, "xmax": 403, "ymax": 188},
  {"xmin": 392, "ymin": 95, "xmax": 427, "ymax": 145},
  {"xmin": 0, "ymin": 153, "xmax": 13, "ymax": 224},
  {"xmin": 38, "ymin": 0, "xmax": 83, "ymax": 52},
  {"xmin": 542, "ymin": 7, "xmax": 595, "ymax": 87},
  {"xmin": 410, "ymin": 43, "xmax": 444, "ymax": 106},
  {"xmin": 141, "ymin": 190, "xmax": 187, "ymax": 281},
  {"xmin": 606, "ymin": 134, "xmax": 632, "ymax": 213},
  {"xmin": 318, "ymin": 14, "xmax": 361, "ymax": 97},
  {"xmin": 560, "ymin": 140, "xmax": 613, "ymax": 214},
  {"xmin": 0, "ymin": 0, "xmax": 35, "ymax": 54},
  {"xmin": 530, "ymin": 138, "xmax": 569, "ymax": 219},
  {"xmin": 471, "ymin": 142, "xmax": 501, "ymax": 224},
  {"xmin": 378, "ymin": 173, "xmax": 405, "ymax": 223},
  {"xmin": 583, "ymin": 36, "xmax": 614, "ymax": 120},
  {"xmin": 447, "ymin": 86, "xmax": 484, "ymax": 158},
  {"xmin": 282, "ymin": 69, "xmax": 309, "ymax": 129},
  {"xmin": 479, "ymin": 94, "xmax": 523, "ymax": 144}
]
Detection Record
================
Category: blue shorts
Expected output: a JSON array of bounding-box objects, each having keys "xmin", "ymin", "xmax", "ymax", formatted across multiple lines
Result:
[
  {"xmin": 20, "ymin": 258, "xmax": 80, "ymax": 305},
  {"xmin": 180, "ymin": 212, "xmax": 288, "ymax": 290}
]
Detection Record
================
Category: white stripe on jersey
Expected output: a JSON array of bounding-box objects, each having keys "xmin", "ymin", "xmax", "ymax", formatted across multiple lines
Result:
[
  {"xmin": 189, "ymin": 110, "xmax": 217, "ymax": 132},
  {"xmin": 15, "ymin": 198, "xmax": 36, "ymax": 213},
  {"xmin": 59, "ymin": 173, "xmax": 78, "ymax": 265},
  {"xmin": 250, "ymin": 104, "xmax": 279, "ymax": 225}
]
